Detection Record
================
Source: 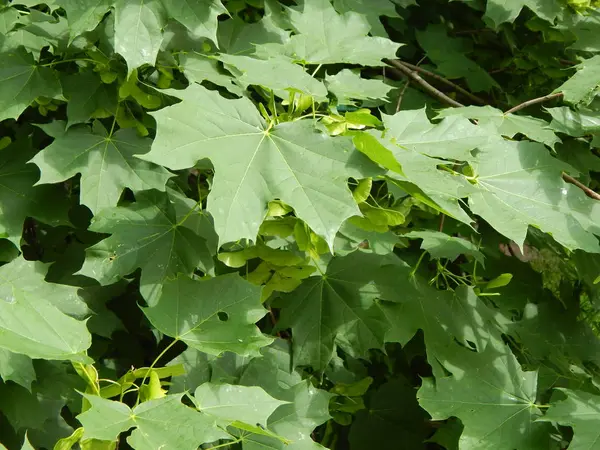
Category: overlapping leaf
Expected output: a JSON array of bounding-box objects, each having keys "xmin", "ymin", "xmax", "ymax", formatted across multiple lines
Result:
[
  {"xmin": 32, "ymin": 121, "xmax": 171, "ymax": 214},
  {"xmin": 78, "ymin": 190, "xmax": 213, "ymax": 303},
  {"xmin": 143, "ymin": 84, "xmax": 377, "ymax": 248}
]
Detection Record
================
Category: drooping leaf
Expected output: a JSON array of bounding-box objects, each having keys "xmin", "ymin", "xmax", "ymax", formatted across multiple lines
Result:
[
  {"xmin": 332, "ymin": 0, "xmax": 401, "ymax": 37},
  {"xmin": 78, "ymin": 190, "xmax": 213, "ymax": 304},
  {"xmin": 0, "ymin": 257, "xmax": 91, "ymax": 361},
  {"xmin": 142, "ymin": 84, "xmax": 377, "ymax": 249},
  {"xmin": 32, "ymin": 121, "xmax": 171, "ymax": 214},
  {"xmin": 142, "ymin": 273, "xmax": 273, "ymax": 356}
]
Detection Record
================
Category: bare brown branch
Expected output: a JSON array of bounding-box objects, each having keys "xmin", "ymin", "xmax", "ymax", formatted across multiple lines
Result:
[
  {"xmin": 397, "ymin": 61, "xmax": 487, "ymax": 105},
  {"xmin": 562, "ymin": 173, "xmax": 600, "ymax": 201},
  {"xmin": 384, "ymin": 59, "xmax": 464, "ymax": 108},
  {"xmin": 504, "ymin": 92, "xmax": 564, "ymax": 115}
]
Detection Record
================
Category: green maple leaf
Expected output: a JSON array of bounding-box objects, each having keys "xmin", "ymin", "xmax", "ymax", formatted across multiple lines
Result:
[
  {"xmin": 404, "ymin": 230, "xmax": 484, "ymax": 264},
  {"xmin": 0, "ymin": 47, "xmax": 60, "ymax": 121},
  {"xmin": 382, "ymin": 108, "xmax": 490, "ymax": 161},
  {"xmin": 78, "ymin": 190, "xmax": 213, "ymax": 304},
  {"xmin": 219, "ymin": 54, "xmax": 328, "ymax": 100},
  {"xmin": 78, "ymin": 394, "xmax": 227, "ymax": 448},
  {"xmin": 0, "ymin": 349, "xmax": 35, "ymax": 391},
  {"xmin": 332, "ymin": 0, "xmax": 401, "ymax": 37},
  {"xmin": 239, "ymin": 342, "xmax": 333, "ymax": 450},
  {"xmin": 484, "ymin": 0, "xmax": 563, "ymax": 28},
  {"xmin": 162, "ymin": 0, "xmax": 227, "ymax": 43},
  {"xmin": 0, "ymin": 257, "xmax": 91, "ymax": 361},
  {"xmin": 325, "ymin": 69, "xmax": 393, "ymax": 105},
  {"xmin": 546, "ymin": 106, "xmax": 600, "ymax": 137},
  {"xmin": 32, "ymin": 121, "xmax": 171, "ymax": 214},
  {"xmin": 418, "ymin": 344, "xmax": 552, "ymax": 450},
  {"xmin": 54, "ymin": 0, "xmax": 112, "ymax": 42},
  {"xmin": 142, "ymin": 273, "xmax": 273, "ymax": 356},
  {"xmin": 282, "ymin": 0, "xmax": 401, "ymax": 66},
  {"xmin": 356, "ymin": 118, "xmax": 600, "ymax": 251},
  {"xmin": 275, "ymin": 252, "xmax": 404, "ymax": 370},
  {"xmin": 113, "ymin": 0, "xmax": 165, "ymax": 72},
  {"xmin": 60, "ymin": 72, "xmax": 118, "ymax": 127},
  {"xmin": 539, "ymin": 389, "xmax": 600, "ymax": 450},
  {"xmin": 142, "ymin": 84, "xmax": 376, "ymax": 249},
  {"xmin": 436, "ymin": 105, "xmax": 561, "ymax": 148},
  {"xmin": 416, "ymin": 25, "xmax": 499, "ymax": 92},
  {"xmin": 0, "ymin": 138, "xmax": 70, "ymax": 245},
  {"xmin": 555, "ymin": 55, "xmax": 600, "ymax": 105},
  {"xmin": 179, "ymin": 53, "xmax": 241, "ymax": 95},
  {"xmin": 195, "ymin": 383, "xmax": 287, "ymax": 425}
]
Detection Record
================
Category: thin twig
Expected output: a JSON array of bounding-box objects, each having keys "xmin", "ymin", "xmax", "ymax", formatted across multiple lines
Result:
[
  {"xmin": 396, "ymin": 80, "xmax": 410, "ymax": 112},
  {"xmin": 562, "ymin": 173, "xmax": 600, "ymax": 201},
  {"xmin": 384, "ymin": 59, "xmax": 464, "ymax": 108},
  {"xmin": 504, "ymin": 92, "xmax": 563, "ymax": 115},
  {"xmin": 396, "ymin": 60, "xmax": 487, "ymax": 105}
]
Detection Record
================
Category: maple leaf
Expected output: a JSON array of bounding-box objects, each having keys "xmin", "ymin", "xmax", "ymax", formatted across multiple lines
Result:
[
  {"xmin": 142, "ymin": 84, "xmax": 377, "ymax": 249},
  {"xmin": 32, "ymin": 121, "xmax": 172, "ymax": 214}
]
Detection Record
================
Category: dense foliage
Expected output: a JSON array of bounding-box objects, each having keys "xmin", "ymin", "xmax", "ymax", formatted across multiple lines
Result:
[{"xmin": 1, "ymin": 0, "xmax": 600, "ymax": 448}]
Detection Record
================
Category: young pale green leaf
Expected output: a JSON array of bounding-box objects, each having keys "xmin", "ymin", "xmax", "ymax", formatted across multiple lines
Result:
[
  {"xmin": 404, "ymin": 230, "xmax": 484, "ymax": 264},
  {"xmin": 113, "ymin": 0, "xmax": 165, "ymax": 72},
  {"xmin": 0, "ymin": 47, "xmax": 61, "ymax": 121},
  {"xmin": 325, "ymin": 69, "xmax": 392, "ymax": 105},
  {"xmin": 79, "ymin": 394, "xmax": 227, "ymax": 449},
  {"xmin": 219, "ymin": 54, "xmax": 328, "ymax": 100},
  {"xmin": 195, "ymin": 383, "xmax": 287, "ymax": 425},
  {"xmin": 0, "ymin": 258, "xmax": 91, "ymax": 361},
  {"xmin": 78, "ymin": 190, "xmax": 213, "ymax": 305},
  {"xmin": 143, "ymin": 84, "xmax": 376, "ymax": 249},
  {"xmin": 143, "ymin": 273, "xmax": 272, "ymax": 356},
  {"xmin": 539, "ymin": 389, "xmax": 600, "ymax": 449},
  {"xmin": 162, "ymin": 0, "xmax": 227, "ymax": 43},
  {"xmin": 32, "ymin": 122, "xmax": 171, "ymax": 214},
  {"xmin": 419, "ymin": 344, "xmax": 551, "ymax": 450},
  {"xmin": 436, "ymin": 105, "xmax": 560, "ymax": 148},
  {"xmin": 555, "ymin": 55, "xmax": 600, "ymax": 105},
  {"xmin": 282, "ymin": 0, "xmax": 401, "ymax": 66}
]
